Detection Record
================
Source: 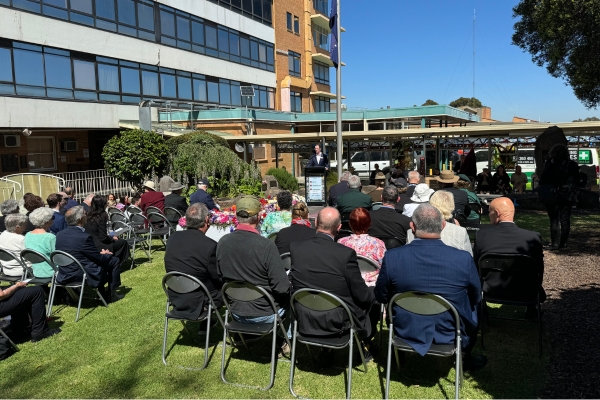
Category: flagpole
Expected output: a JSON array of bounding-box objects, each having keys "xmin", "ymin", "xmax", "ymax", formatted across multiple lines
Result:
[{"xmin": 335, "ymin": 0, "xmax": 343, "ymax": 178}]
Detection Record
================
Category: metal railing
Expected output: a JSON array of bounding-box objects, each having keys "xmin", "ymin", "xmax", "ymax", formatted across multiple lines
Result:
[
  {"xmin": 53, "ymin": 169, "xmax": 134, "ymax": 201},
  {"xmin": 0, "ymin": 177, "xmax": 22, "ymax": 202}
]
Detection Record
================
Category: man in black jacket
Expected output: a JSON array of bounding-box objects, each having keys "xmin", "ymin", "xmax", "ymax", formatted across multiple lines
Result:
[
  {"xmin": 328, "ymin": 170, "xmax": 352, "ymax": 207},
  {"xmin": 369, "ymin": 186, "xmax": 412, "ymax": 245},
  {"xmin": 165, "ymin": 203, "xmax": 222, "ymax": 321},
  {"xmin": 164, "ymin": 181, "xmax": 189, "ymax": 222}
]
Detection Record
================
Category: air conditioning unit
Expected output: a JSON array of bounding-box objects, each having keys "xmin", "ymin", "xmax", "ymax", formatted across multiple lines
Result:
[
  {"xmin": 3, "ymin": 135, "xmax": 20, "ymax": 148},
  {"xmin": 61, "ymin": 140, "xmax": 78, "ymax": 152}
]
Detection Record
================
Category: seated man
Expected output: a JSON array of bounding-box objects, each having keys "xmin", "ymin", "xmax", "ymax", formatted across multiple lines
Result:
[
  {"xmin": 395, "ymin": 171, "xmax": 420, "ymax": 212},
  {"xmin": 290, "ymin": 207, "xmax": 379, "ymax": 357},
  {"xmin": 474, "ymin": 197, "xmax": 545, "ymax": 318},
  {"xmin": 216, "ymin": 196, "xmax": 290, "ymax": 355},
  {"xmin": 336, "ymin": 175, "xmax": 373, "ymax": 215},
  {"xmin": 375, "ymin": 204, "xmax": 486, "ymax": 370},
  {"xmin": 55, "ymin": 206, "xmax": 124, "ymax": 303},
  {"xmin": 190, "ymin": 179, "xmax": 217, "ymax": 210},
  {"xmin": 511, "ymin": 165, "xmax": 529, "ymax": 194},
  {"xmin": 369, "ymin": 185, "xmax": 412, "ymax": 245},
  {"xmin": 165, "ymin": 203, "xmax": 222, "ymax": 321},
  {"xmin": 435, "ymin": 170, "xmax": 471, "ymax": 222},
  {"xmin": 164, "ymin": 181, "xmax": 189, "ymax": 223},
  {"xmin": 47, "ymin": 193, "xmax": 68, "ymax": 235},
  {"xmin": 140, "ymin": 181, "xmax": 165, "ymax": 213},
  {"xmin": 328, "ymin": 171, "xmax": 352, "ymax": 207}
]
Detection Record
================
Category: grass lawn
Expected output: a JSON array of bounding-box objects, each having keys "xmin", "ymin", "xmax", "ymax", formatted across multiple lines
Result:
[{"xmin": 0, "ymin": 214, "xmax": 566, "ymax": 398}]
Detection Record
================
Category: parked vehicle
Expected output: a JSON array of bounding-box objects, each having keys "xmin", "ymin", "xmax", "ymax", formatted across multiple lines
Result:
[{"xmin": 329, "ymin": 151, "xmax": 391, "ymax": 178}]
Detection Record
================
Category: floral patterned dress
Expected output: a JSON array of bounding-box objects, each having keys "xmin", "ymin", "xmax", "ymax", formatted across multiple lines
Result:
[
  {"xmin": 338, "ymin": 234, "xmax": 386, "ymax": 286},
  {"xmin": 259, "ymin": 211, "xmax": 292, "ymax": 238}
]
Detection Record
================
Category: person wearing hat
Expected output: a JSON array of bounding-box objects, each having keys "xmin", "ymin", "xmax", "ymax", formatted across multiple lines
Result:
[
  {"xmin": 164, "ymin": 181, "xmax": 189, "ymax": 222},
  {"xmin": 435, "ymin": 170, "xmax": 470, "ymax": 223},
  {"xmin": 368, "ymin": 171, "xmax": 387, "ymax": 202},
  {"xmin": 140, "ymin": 180, "xmax": 165, "ymax": 213},
  {"xmin": 190, "ymin": 178, "xmax": 217, "ymax": 211},
  {"xmin": 369, "ymin": 163, "xmax": 382, "ymax": 185},
  {"xmin": 396, "ymin": 171, "xmax": 421, "ymax": 212},
  {"xmin": 216, "ymin": 196, "xmax": 291, "ymax": 356},
  {"xmin": 456, "ymin": 174, "xmax": 482, "ymax": 224},
  {"xmin": 402, "ymin": 183, "xmax": 434, "ymax": 217}
]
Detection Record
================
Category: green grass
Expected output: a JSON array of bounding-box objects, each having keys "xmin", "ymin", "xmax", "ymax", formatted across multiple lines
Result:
[{"xmin": 0, "ymin": 234, "xmax": 552, "ymax": 399}]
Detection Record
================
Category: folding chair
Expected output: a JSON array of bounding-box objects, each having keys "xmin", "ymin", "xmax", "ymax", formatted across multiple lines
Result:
[
  {"xmin": 289, "ymin": 288, "xmax": 369, "ymax": 399},
  {"xmin": 465, "ymin": 227, "xmax": 480, "ymax": 246},
  {"xmin": 267, "ymin": 232, "xmax": 278, "ymax": 241},
  {"xmin": 357, "ymin": 256, "xmax": 384, "ymax": 343},
  {"xmin": 164, "ymin": 207, "xmax": 183, "ymax": 228},
  {"xmin": 129, "ymin": 213, "xmax": 166, "ymax": 261},
  {"xmin": 115, "ymin": 216, "xmax": 150, "ymax": 268},
  {"xmin": 478, "ymin": 253, "xmax": 543, "ymax": 357},
  {"xmin": 49, "ymin": 250, "xmax": 109, "ymax": 322},
  {"xmin": 373, "ymin": 235, "xmax": 403, "ymax": 250},
  {"xmin": 220, "ymin": 281, "xmax": 291, "ymax": 391},
  {"xmin": 126, "ymin": 205, "xmax": 143, "ymax": 215},
  {"xmin": 371, "ymin": 202, "xmax": 383, "ymax": 210},
  {"xmin": 107, "ymin": 207, "xmax": 123, "ymax": 218},
  {"xmin": 147, "ymin": 212, "xmax": 173, "ymax": 248},
  {"xmin": 161, "ymin": 272, "xmax": 225, "ymax": 370},
  {"xmin": 385, "ymin": 291, "xmax": 463, "ymax": 400},
  {"xmin": 146, "ymin": 206, "xmax": 164, "ymax": 217},
  {"xmin": 0, "ymin": 249, "xmax": 25, "ymax": 285},
  {"xmin": 109, "ymin": 212, "xmax": 129, "ymax": 225},
  {"xmin": 280, "ymin": 252, "xmax": 291, "ymax": 271},
  {"xmin": 0, "ymin": 325, "xmax": 19, "ymax": 353},
  {"xmin": 19, "ymin": 249, "xmax": 57, "ymax": 314}
]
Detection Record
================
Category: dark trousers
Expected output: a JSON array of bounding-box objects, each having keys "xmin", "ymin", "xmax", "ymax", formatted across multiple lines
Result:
[
  {"xmin": 100, "ymin": 256, "xmax": 122, "ymax": 292},
  {"xmin": 98, "ymin": 239, "xmax": 130, "ymax": 267},
  {"xmin": 546, "ymin": 202, "xmax": 573, "ymax": 247},
  {"xmin": 0, "ymin": 286, "xmax": 48, "ymax": 336}
]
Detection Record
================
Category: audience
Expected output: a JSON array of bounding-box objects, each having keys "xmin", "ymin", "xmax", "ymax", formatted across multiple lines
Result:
[
  {"xmin": 56, "ymin": 206, "xmax": 124, "ymax": 303},
  {"xmin": 164, "ymin": 181, "xmax": 188, "ymax": 223},
  {"xmin": 275, "ymin": 202, "xmax": 315, "ymax": 255},
  {"xmin": 47, "ymin": 193, "xmax": 67, "ymax": 235},
  {"xmin": 455, "ymin": 175, "xmax": 482, "ymax": 224},
  {"xmin": 368, "ymin": 172, "xmax": 386, "ymax": 202},
  {"xmin": 140, "ymin": 181, "xmax": 165, "ymax": 213},
  {"xmin": 476, "ymin": 168, "xmax": 492, "ymax": 193},
  {"xmin": 0, "ymin": 214, "xmax": 29, "ymax": 277},
  {"xmin": 434, "ymin": 170, "xmax": 471, "ymax": 223},
  {"xmin": 369, "ymin": 185, "xmax": 412, "ymax": 245},
  {"xmin": 338, "ymin": 208, "xmax": 386, "ymax": 285},
  {"xmin": 511, "ymin": 165, "xmax": 528, "ymax": 194},
  {"xmin": 165, "ymin": 203, "xmax": 222, "ymax": 324},
  {"xmin": 24, "ymin": 207, "xmax": 56, "ymax": 278},
  {"xmin": 107, "ymin": 194, "xmax": 117, "ymax": 208},
  {"xmin": 260, "ymin": 190, "xmax": 293, "ymax": 238},
  {"xmin": 396, "ymin": 171, "xmax": 420, "ymax": 212},
  {"xmin": 474, "ymin": 197, "xmax": 545, "ymax": 319},
  {"xmin": 84, "ymin": 195, "xmax": 130, "ymax": 266},
  {"xmin": 375, "ymin": 204, "xmax": 486, "ymax": 370},
  {"xmin": 407, "ymin": 191, "xmax": 472, "ymax": 256},
  {"xmin": 336, "ymin": 175, "xmax": 373, "ymax": 215},
  {"xmin": 116, "ymin": 195, "xmax": 129, "ymax": 211},
  {"xmin": 0, "ymin": 199, "xmax": 19, "ymax": 232},
  {"xmin": 389, "ymin": 169, "xmax": 407, "ymax": 188},
  {"xmin": 190, "ymin": 179, "xmax": 217, "ymax": 210},
  {"xmin": 23, "ymin": 194, "xmax": 44, "ymax": 233},
  {"xmin": 81, "ymin": 193, "xmax": 94, "ymax": 212},
  {"xmin": 403, "ymin": 183, "xmax": 434, "ymax": 217},
  {"xmin": 328, "ymin": 171, "xmax": 352, "ymax": 207},
  {"xmin": 62, "ymin": 187, "xmax": 79, "ymax": 211},
  {"xmin": 216, "ymin": 196, "xmax": 290, "ymax": 356},
  {"xmin": 492, "ymin": 165, "xmax": 512, "ymax": 195}
]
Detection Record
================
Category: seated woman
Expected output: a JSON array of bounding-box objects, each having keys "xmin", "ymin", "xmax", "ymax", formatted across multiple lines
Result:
[
  {"xmin": 24, "ymin": 207, "xmax": 56, "ymax": 278},
  {"xmin": 84, "ymin": 195, "xmax": 130, "ymax": 266},
  {"xmin": 116, "ymin": 195, "xmax": 129, "ymax": 211},
  {"xmin": 260, "ymin": 190, "xmax": 293, "ymax": 238},
  {"xmin": 0, "ymin": 214, "xmax": 29, "ymax": 277},
  {"xmin": 403, "ymin": 183, "xmax": 434, "ymax": 217},
  {"xmin": 407, "ymin": 191, "xmax": 473, "ymax": 256},
  {"xmin": 338, "ymin": 207, "xmax": 386, "ymax": 286},
  {"xmin": 23, "ymin": 194, "xmax": 45, "ymax": 234},
  {"xmin": 493, "ymin": 165, "xmax": 512, "ymax": 195},
  {"xmin": 476, "ymin": 168, "xmax": 492, "ymax": 193},
  {"xmin": 106, "ymin": 193, "xmax": 117, "ymax": 208},
  {"xmin": 274, "ymin": 202, "xmax": 316, "ymax": 254}
]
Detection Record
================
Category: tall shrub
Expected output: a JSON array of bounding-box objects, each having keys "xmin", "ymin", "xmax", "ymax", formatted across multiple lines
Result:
[{"xmin": 266, "ymin": 168, "xmax": 299, "ymax": 192}]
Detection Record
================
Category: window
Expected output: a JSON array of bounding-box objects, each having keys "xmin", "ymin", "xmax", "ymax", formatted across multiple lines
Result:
[
  {"xmin": 120, "ymin": 66, "xmax": 140, "ymax": 94},
  {"xmin": 73, "ymin": 59, "xmax": 96, "ymax": 90},
  {"xmin": 159, "ymin": 70, "xmax": 176, "ymax": 98},
  {"xmin": 44, "ymin": 54, "xmax": 72, "ymax": 89},
  {"xmin": 293, "ymin": 16, "xmax": 300, "ymax": 34},
  {"xmin": 288, "ymin": 51, "xmax": 301, "ymax": 77},
  {"xmin": 315, "ymin": 96, "xmax": 330, "ymax": 112},
  {"xmin": 14, "ymin": 48, "xmax": 45, "ymax": 87},
  {"xmin": 313, "ymin": 0, "xmax": 328, "ymax": 14},
  {"xmin": 313, "ymin": 61, "xmax": 330, "ymax": 85},
  {"xmin": 28, "ymin": 137, "xmax": 56, "ymax": 171},
  {"xmin": 286, "ymin": 12, "xmax": 292, "ymax": 31},
  {"xmin": 253, "ymin": 145, "xmax": 266, "ymax": 160},
  {"xmin": 291, "ymin": 91, "xmax": 302, "ymax": 112},
  {"xmin": 207, "ymin": 80, "xmax": 219, "ymax": 103},
  {"xmin": 141, "ymin": 70, "xmax": 158, "ymax": 96},
  {"xmin": 312, "ymin": 23, "xmax": 329, "ymax": 50},
  {"xmin": 205, "ymin": 0, "xmax": 272, "ymax": 26},
  {"xmin": 0, "ymin": 48, "xmax": 13, "ymax": 83},
  {"xmin": 177, "ymin": 75, "xmax": 192, "ymax": 100},
  {"xmin": 193, "ymin": 76, "xmax": 207, "ymax": 101},
  {"xmin": 98, "ymin": 63, "xmax": 119, "ymax": 92}
]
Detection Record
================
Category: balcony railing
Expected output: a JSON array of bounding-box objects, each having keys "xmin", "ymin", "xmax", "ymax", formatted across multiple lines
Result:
[{"xmin": 53, "ymin": 169, "xmax": 134, "ymax": 201}]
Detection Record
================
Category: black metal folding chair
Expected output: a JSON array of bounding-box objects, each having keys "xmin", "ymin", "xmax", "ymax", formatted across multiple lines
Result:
[
  {"xmin": 126, "ymin": 205, "xmax": 143, "ymax": 215},
  {"xmin": 164, "ymin": 207, "xmax": 183, "ymax": 228},
  {"xmin": 280, "ymin": 252, "xmax": 291, "ymax": 271},
  {"xmin": 373, "ymin": 235, "xmax": 403, "ymax": 250},
  {"xmin": 161, "ymin": 272, "xmax": 225, "ymax": 370},
  {"xmin": 220, "ymin": 281, "xmax": 291, "ymax": 391},
  {"xmin": 289, "ymin": 288, "xmax": 369, "ymax": 399},
  {"xmin": 357, "ymin": 256, "xmax": 384, "ymax": 343},
  {"xmin": 478, "ymin": 253, "xmax": 543, "ymax": 356},
  {"xmin": 146, "ymin": 206, "xmax": 164, "ymax": 217},
  {"xmin": 0, "ymin": 325, "xmax": 18, "ymax": 353},
  {"xmin": 107, "ymin": 207, "xmax": 123, "ymax": 218},
  {"xmin": 385, "ymin": 291, "xmax": 463, "ymax": 400},
  {"xmin": 129, "ymin": 213, "xmax": 165, "ymax": 261},
  {"xmin": 0, "ymin": 249, "xmax": 25, "ymax": 284},
  {"xmin": 147, "ymin": 212, "xmax": 173, "ymax": 248},
  {"xmin": 109, "ymin": 212, "xmax": 129, "ymax": 226},
  {"xmin": 49, "ymin": 250, "xmax": 109, "ymax": 322},
  {"xmin": 19, "ymin": 249, "xmax": 57, "ymax": 314}
]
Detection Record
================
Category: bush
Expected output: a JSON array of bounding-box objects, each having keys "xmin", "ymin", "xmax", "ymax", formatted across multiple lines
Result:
[
  {"xmin": 266, "ymin": 168, "xmax": 299, "ymax": 192},
  {"xmin": 166, "ymin": 131, "xmax": 229, "ymax": 154},
  {"xmin": 326, "ymin": 170, "xmax": 339, "ymax": 190}
]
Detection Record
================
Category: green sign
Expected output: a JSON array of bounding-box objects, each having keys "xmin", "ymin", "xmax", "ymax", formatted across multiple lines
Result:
[{"xmin": 578, "ymin": 150, "xmax": 592, "ymax": 164}]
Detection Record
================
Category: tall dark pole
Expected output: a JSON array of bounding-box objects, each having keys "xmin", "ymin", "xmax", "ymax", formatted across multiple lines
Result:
[{"xmin": 335, "ymin": 0, "xmax": 343, "ymax": 178}]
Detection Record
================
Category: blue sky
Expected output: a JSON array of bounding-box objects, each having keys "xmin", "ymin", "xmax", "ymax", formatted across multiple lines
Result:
[{"xmin": 331, "ymin": 0, "xmax": 599, "ymax": 123}]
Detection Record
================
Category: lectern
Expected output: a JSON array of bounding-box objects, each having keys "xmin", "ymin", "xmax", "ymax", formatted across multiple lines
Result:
[{"xmin": 304, "ymin": 167, "xmax": 327, "ymax": 206}]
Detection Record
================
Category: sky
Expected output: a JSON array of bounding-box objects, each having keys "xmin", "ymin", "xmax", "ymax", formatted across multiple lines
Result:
[{"xmin": 330, "ymin": 0, "xmax": 599, "ymax": 123}]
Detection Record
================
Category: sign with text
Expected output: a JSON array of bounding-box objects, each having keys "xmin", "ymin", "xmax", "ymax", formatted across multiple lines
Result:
[
  {"xmin": 305, "ymin": 167, "xmax": 327, "ymax": 206},
  {"xmin": 570, "ymin": 149, "xmax": 593, "ymax": 164}
]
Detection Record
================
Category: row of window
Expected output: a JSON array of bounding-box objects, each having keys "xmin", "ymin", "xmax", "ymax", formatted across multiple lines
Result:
[
  {"xmin": 289, "ymin": 93, "xmax": 331, "ymax": 113},
  {"xmin": 313, "ymin": 0, "xmax": 328, "ymax": 15},
  {"xmin": 312, "ymin": 23, "xmax": 329, "ymax": 51},
  {"xmin": 314, "ymin": 61, "xmax": 330, "ymax": 85},
  {"xmin": 206, "ymin": 0, "xmax": 272, "ymax": 27},
  {"xmin": 0, "ymin": 40, "xmax": 275, "ymax": 109},
  {"xmin": 314, "ymin": 96, "xmax": 331, "ymax": 112},
  {"xmin": 286, "ymin": 12, "xmax": 300, "ymax": 34},
  {"xmin": 0, "ymin": 0, "xmax": 275, "ymax": 72},
  {"xmin": 288, "ymin": 51, "xmax": 301, "ymax": 78}
]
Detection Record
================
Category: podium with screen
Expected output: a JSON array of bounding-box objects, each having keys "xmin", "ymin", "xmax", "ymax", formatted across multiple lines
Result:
[{"xmin": 304, "ymin": 167, "xmax": 327, "ymax": 206}]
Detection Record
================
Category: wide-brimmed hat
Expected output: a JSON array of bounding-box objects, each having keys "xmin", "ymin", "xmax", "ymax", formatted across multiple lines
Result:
[
  {"xmin": 143, "ymin": 181, "xmax": 155, "ymax": 190},
  {"xmin": 374, "ymin": 172, "xmax": 386, "ymax": 181},
  {"xmin": 410, "ymin": 184, "xmax": 435, "ymax": 203},
  {"xmin": 169, "ymin": 181, "xmax": 185, "ymax": 191},
  {"xmin": 435, "ymin": 170, "xmax": 459, "ymax": 184}
]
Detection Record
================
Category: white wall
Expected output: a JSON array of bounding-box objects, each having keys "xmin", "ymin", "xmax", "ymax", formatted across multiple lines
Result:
[{"xmin": 0, "ymin": 9, "xmax": 276, "ymax": 87}]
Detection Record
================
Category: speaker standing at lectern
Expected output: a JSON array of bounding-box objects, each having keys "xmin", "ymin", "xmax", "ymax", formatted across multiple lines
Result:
[{"xmin": 306, "ymin": 144, "xmax": 329, "ymax": 170}]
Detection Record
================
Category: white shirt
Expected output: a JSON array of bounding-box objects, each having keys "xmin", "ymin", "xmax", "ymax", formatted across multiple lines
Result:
[
  {"xmin": 0, "ymin": 231, "xmax": 26, "ymax": 276},
  {"xmin": 316, "ymin": 154, "xmax": 321, "ymax": 164}
]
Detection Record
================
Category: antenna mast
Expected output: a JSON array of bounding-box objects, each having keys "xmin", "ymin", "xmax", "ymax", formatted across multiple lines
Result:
[{"xmin": 473, "ymin": 9, "xmax": 476, "ymax": 99}]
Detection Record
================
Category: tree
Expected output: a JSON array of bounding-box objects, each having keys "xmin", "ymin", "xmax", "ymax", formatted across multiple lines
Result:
[
  {"xmin": 573, "ymin": 116, "xmax": 600, "ymax": 122},
  {"xmin": 513, "ymin": 0, "xmax": 600, "ymax": 108},
  {"xmin": 102, "ymin": 129, "xmax": 169, "ymax": 188},
  {"xmin": 449, "ymin": 97, "xmax": 482, "ymax": 108},
  {"xmin": 421, "ymin": 99, "xmax": 439, "ymax": 106}
]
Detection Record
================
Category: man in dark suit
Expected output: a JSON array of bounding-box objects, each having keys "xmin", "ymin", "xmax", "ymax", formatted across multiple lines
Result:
[
  {"xmin": 328, "ymin": 171, "xmax": 352, "ymax": 207},
  {"xmin": 190, "ymin": 179, "xmax": 217, "ymax": 210},
  {"xmin": 290, "ymin": 207, "xmax": 379, "ymax": 356},
  {"xmin": 164, "ymin": 181, "xmax": 189, "ymax": 223},
  {"xmin": 336, "ymin": 175, "xmax": 373, "ymax": 215},
  {"xmin": 165, "ymin": 203, "xmax": 222, "ymax": 322},
  {"xmin": 474, "ymin": 197, "xmax": 545, "ymax": 318},
  {"xmin": 47, "ymin": 193, "xmax": 67, "ymax": 235},
  {"xmin": 55, "ymin": 206, "xmax": 123, "ymax": 303},
  {"xmin": 375, "ymin": 204, "xmax": 486, "ymax": 370},
  {"xmin": 62, "ymin": 187, "xmax": 79, "ymax": 213},
  {"xmin": 306, "ymin": 144, "xmax": 329, "ymax": 169},
  {"xmin": 369, "ymin": 186, "xmax": 412, "ymax": 245},
  {"xmin": 395, "ymin": 171, "xmax": 420, "ymax": 212}
]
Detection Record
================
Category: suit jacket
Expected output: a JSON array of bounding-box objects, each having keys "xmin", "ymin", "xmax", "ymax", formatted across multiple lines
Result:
[
  {"xmin": 306, "ymin": 153, "xmax": 329, "ymax": 169},
  {"xmin": 275, "ymin": 224, "xmax": 316, "ymax": 255},
  {"xmin": 165, "ymin": 229, "xmax": 222, "ymax": 319},
  {"xmin": 407, "ymin": 223, "xmax": 472, "ymax": 256},
  {"xmin": 290, "ymin": 233, "xmax": 375, "ymax": 336},
  {"xmin": 140, "ymin": 191, "xmax": 165, "ymax": 213},
  {"xmin": 63, "ymin": 198, "xmax": 79, "ymax": 211},
  {"xmin": 190, "ymin": 189, "xmax": 217, "ymax": 210},
  {"xmin": 328, "ymin": 181, "xmax": 351, "ymax": 207},
  {"xmin": 395, "ymin": 185, "xmax": 416, "ymax": 212},
  {"xmin": 375, "ymin": 239, "xmax": 481, "ymax": 355},
  {"xmin": 49, "ymin": 210, "xmax": 67, "ymax": 235},
  {"xmin": 336, "ymin": 189, "xmax": 373, "ymax": 215},
  {"xmin": 55, "ymin": 226, "xmax": 116, "ymax": 288},
  {"xmin": 368, "ymin": 206, "xmax": 411, "ymax": 245},
  {"xmin": 164, "ymin": 193, "xmax": 189, "ymax": 222}
]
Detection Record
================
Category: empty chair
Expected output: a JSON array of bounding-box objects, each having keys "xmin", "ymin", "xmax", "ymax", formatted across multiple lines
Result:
[
  {"xmin": 107, "ymin": 207, "xmax": 123, "ymax": 218},
  {"xmin": 129, "ymin": 213, "xmax": 170, "ymax": 260},
  {"xmin": 146, "ymin": 206, "xmax": 164, "ymax": 217},
  {"xmin": 109, "ymin": 212, "xmax": 129, "ymax": 225}
]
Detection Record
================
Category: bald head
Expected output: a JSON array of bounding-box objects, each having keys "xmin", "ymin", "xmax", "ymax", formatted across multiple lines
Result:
[
  {"xmin": 489, "ymin": 197, "xmax": 515, "ymax": 224},
  {"xmin": 316, "ymin": 207, "xmax": 341, "ymax": 235}
]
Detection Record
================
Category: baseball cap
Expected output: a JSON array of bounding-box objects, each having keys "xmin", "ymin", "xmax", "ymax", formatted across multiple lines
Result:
[
  {"xmin": 235, "ymin": 196, "xmax": 261, "ymax": 218},
  {"xmin": 198, "ymin": 178, "xmax": 209, "ymax": 186}
]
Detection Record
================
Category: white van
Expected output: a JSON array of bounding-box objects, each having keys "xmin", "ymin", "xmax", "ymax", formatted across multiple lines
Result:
[{"xmin": 329, "ymin": 151, "xmax": 391, "ymax": 178}]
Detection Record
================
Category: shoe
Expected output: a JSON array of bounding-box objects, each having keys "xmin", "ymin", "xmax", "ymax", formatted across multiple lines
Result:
[
  {"xmin": 362, "ymin": 348, "xmax": 374, "ymax": 364},
  {"xmin": 463, "ymin": 353, "xmax": 487, "ymax": 371},
  {"xmin": 31, "ymin": 328, "xmax": 61, "ymax": 343},
  {"xmin": 278, "ymin": 342, "xmax": 291, "ymax": 359},
  {"xmin": 110, "ymin": 290, "xmax": 124, "ymax": 303}
]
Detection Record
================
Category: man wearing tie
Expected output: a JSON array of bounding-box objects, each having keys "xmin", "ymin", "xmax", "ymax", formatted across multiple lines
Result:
[{"xmin": 307, "ymin": 144, "xmax": 329, "ymax": 170}]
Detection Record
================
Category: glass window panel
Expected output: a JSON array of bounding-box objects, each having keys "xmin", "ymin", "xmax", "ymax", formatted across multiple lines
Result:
[
  {"xmin": 0, "ymin": 48, "xmax": 13, "ymax": 83},
  {"xmin": 230, "ymin": 82, "xmax": 241, "ymax": 106},
  {"xmin": 260, "ymin": 90, "xmax": 267, "ymax": 108},
  {"xmin": 138, "ymin": 30, "xmax": 154, "ymax": 41},
  {"xmin": 47, "ymin": 88, "xmax": 73, "ymax": 98},
  {"xmin": 44, "ymin": 54, "xmax": 72, "ymax": 89},
  {"xmin": 176, "ymin": 16, "xmax": 190, "ymax": 41},
  {"xmin": 43, "ymin": 5, "xmax": 69, "ymax": 19},
  {"xmin": 70, "ymin": 12, "xmax": 94, "ymax": 25},
  {"xmin": 120, "ymin": 67, "xmax": 139, "ymax": 93},
  {"xmin": 177, "ymin": 76, "xmax": 192, "ymax": 99},
  {"xmin": 70, "ymin": 0, "xmax": 92, "ymax": 14},
  {"xmin": 242, "ymin": 0, "xmax": 251, "ymax": 13},
  {"xmin": 73, "ymin": 60, "xmax": 96, "ymax": 90},
  {"xmin": 207, "ymin": 81, "xmax": 219, "ymax": 103},
  {"xmin": 14, "ymin": 49, "xmax": 45, "ymax": 87},
  {"xmin": 99, "ymin": 93, "xmax": 120, "ymax": 102},
  {"xmin": 250, "ymin": 40, "xmax": 258, "ymax": 60},
  {"xmin": 252, "ymin": 0, "xmax": 262, "ymax": 18},
  {"xmin": 266, "ymin": 46, "xmax": 274, "ymax": 65},
  {"xmin": 286, "ymin": 13, "xmax": 292, "ymax": 29},
  {"xmin": 98, "ymin": 63, "xmax": 119, "ymax": 92},
  {"xmin": 0, "ymin": 83, "xmax": 14, "ymax": 95},
  {"xmin": 160, "ymin": 11, "xmax": 175, "ymax": 37},
  {"xmin": 192, "ymin": 21, "xmax": 204, "ymax": 45},
  {"xmin": 294, "ymin": 16, "xmax": 299, "ymax": 34},
  {"xmin": 240, "ymin": 37, "xmax": 250, "ymax": 58},
  {"xmin": 137, "ymin": 2, "xmax": 154, "ymax": 31},
  {"xmin": 231, "ymin": 0, "xmax": 241, "ymax": 8},
  {"xmin": 118, "ymin": 24, "xmax": 136, "ymax": 36},
  {"xmin": 13, "ymin": 0, "xmax": 41, "ymax": 13},
  {"xmin": 74, "ymin": 90, "xmax": 97, "ymax": 100},
  {"xmin": 16, "ymin": 85, "xmax": 45, "ymax": 96},
  {"xmin": 218, "ymin": 28, "xmax": 229, "ymax": 53},
  {"xmin": 96, "ymin": 19, "xmax": 116, "ymax": 31},
  {"xmin": 142, "ymin": 70, "xmax": 158, "ymax": 96},
  {"xmin": 262, "ymin": 0, "xmax": 271, "ymax": 22},
  {"xmin": 117, "ymin": 0, "xmax": 136, "ymax": 26},
  {"xmin": 43, "ymin": 0, "xmax": 67, "ymax": 7},
  {"xmin": 193, "ymin": 78, "xmax": 206, "ymax": 101},
  {"xmin": 219, "ymin": 80, "xmax": 230, "ymax": 104},
  {"xmin": 160, "ymin": 73, "xmax": 176, "ymax": 98},
  {"xmin": 229, "ymin": 32, "xmax": 239, "ymax": 55},
  {"xmin": 95, "ymin": 0, "xmax": 115, "ymax": 20},
  {"xmin": 122, "ymin": 95, "xmax": 140, "ymax": 103},
  {"xmin": 205, "ymin": 25, "xmax": 217, "ymax": 49},
  {"xmin": 258, "ymin": 44, "xmax": 266, "ymax": 63}
]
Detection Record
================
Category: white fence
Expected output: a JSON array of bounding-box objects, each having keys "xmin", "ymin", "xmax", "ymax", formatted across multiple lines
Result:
[
  {"xmin": 0, "ymin": 177, "xmax": 22, "ymax": 202},
  {"xmin": 53, "ymin": 169, "xmax": 134, "ymax": 201}
]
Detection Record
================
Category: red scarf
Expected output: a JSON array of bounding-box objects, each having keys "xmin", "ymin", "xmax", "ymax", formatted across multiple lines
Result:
[{"xmin": 292, "ymin": 219, "xmax": 312, "ymax": 227}]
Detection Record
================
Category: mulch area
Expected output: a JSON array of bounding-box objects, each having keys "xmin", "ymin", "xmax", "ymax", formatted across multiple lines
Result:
[{"xmin": 538, "ymin": 209, "xmax": 600, "ymax": 398}]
